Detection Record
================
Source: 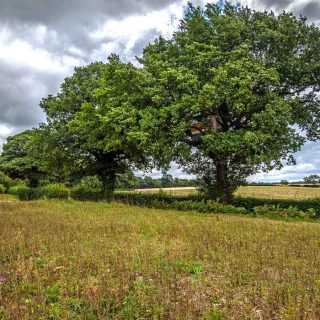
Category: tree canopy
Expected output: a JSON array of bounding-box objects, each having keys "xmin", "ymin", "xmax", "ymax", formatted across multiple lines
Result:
[
  {"xmin": 0, "ymin": 130, "xmax": 47, "ymax": 187},
  {"xmin": 140, "ymin": 2, "xmax": 320, "ymax": 202},
  {"xmin": 37, "ymin": 55, "xmax": 153, "ymax": 196}
]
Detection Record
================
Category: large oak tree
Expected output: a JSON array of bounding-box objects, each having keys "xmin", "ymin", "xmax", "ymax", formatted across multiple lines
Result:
[{"xmin": 140, "ymin": 2, "xmax": 320, "ymax": 202}]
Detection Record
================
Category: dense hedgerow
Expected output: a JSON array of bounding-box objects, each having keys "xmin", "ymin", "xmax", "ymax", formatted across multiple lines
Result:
[
  {"xmin": 112, "ymin": 192, "xmax": 319, "ymax": 218},
  {"xmin": 70, "ymin": 185, "xmax": 103, "ymax": 201},
  {"xmin": 11, "ymin": 186, "xmax": 320, "ymax": 219},
  {"xmin": 13, "ymin": 186, "xmax": 39, "ymax": 200},
  {"xmin": 232, "ymin": 197, "xmax": 320, "ymax": 217},
  {"xmin": 38, "ymin": 184, "xmax": 69, "ymax": 199},
  {"xmin": 13, "ymin": 184, "xmax": 69, "ymax": 200}
]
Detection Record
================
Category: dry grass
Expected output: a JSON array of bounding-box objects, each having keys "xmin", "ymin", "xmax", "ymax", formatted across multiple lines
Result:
[
  {"xmin": 1, "ymin": 197, "xmax": 320, "ymax": 319},
  {"xmin": 235, "ymin": 186, "xmax": 320, "ymax": 200},
  {"xmin": 135, "ymin": 186, "xmax": 320, "ymax": 200},
  {"xmin": 0, "ymin": 194, "xmax": 17, "ymax": 202},
  {"xmin": 134, "ymin": 187, "xmax": 198, "ymax": 197}
]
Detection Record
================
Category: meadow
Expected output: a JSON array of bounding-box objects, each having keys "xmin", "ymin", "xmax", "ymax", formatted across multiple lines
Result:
[
  {"xmin": 135, "ymin": 185, "xmax": 320, "ymax": 200},
  {"xmin": 1, "ymin": 197, "xmax": 320, "ymax": 319}
]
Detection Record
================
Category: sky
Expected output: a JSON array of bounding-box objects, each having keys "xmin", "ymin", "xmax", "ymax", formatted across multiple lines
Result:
[{"xmin": 0, "ymin": 0, "xmax": 320, "ymax": 182}]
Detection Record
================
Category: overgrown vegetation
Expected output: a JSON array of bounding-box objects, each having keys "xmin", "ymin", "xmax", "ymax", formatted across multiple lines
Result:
[
  {"xmin": 1, "ymin": 199, "xmax": 320, "ymax": 319},
  {"xmin": 8, "ymin": 184, "xmax": 320, "ymax": 220}
]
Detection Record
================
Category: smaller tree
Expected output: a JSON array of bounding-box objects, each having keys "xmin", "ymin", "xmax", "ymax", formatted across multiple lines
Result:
[
  {"xmin": 303, "ymin": 175, "xmax": 320, "ymax": 185},
  {"xmin": 0, "ymin": 130, "xmax": 47, "ymax": 187},
  {"xmin": 0, "ymin": 171, "xmax": 14, "ymax": 190},
  {"xmin": 38, "ymin": 55, "xmax": 153, "ymax": 197},
  {"xmin": 280, "ymin": 180, "xmax": 289, "ymax": 185},
  {"xmin": 161, "ymin": 174, "xmax": 174, "ymax": 188}
]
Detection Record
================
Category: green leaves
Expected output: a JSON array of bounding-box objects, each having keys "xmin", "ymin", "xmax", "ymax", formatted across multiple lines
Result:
[{"xmin": 141, "ymin": 2, "xmax": 320, "ymax": 201}]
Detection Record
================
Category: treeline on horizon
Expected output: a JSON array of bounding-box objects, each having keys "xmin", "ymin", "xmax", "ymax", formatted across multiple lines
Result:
[{"xmin": 116, "ymin": 173, "xmax": 197, "ymax": 189}]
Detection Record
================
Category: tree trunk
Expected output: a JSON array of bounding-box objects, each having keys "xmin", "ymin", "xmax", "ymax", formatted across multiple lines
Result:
[
  {"xmin": 101, "ymin": 172, "xmax": 116, "ymax": 201},
  {"xmin": 216, "ymin": 161, "xmax": 232, "ymax": 204}
]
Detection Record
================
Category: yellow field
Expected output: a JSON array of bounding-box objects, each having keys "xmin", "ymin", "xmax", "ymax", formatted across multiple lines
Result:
[
  {"xmin": 135, "ymin": 185, "xmax": 320, "ymax": 200},
  {"xmin": 1, "ymin": 198, "xmax": 320, "ymax": 319}
]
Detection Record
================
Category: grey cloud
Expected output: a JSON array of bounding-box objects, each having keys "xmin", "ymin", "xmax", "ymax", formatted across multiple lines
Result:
[
  {"xmin": 300, "ymin": 1, "xmax": 320, "ymax": 20},
  {"xmin": 257, "ymin": 0, "xmax": 292, "ymax": 9},
  {"xmin": 0, "ymin": 61, "xmax": 65, "ymax": 129},
  {"xmin": 0, "ymin": 0, "xmax": 179, "ymax": 141},
  {"xmin": 0, "ymin": 0, "xmax": 176, "ymax": 25}
]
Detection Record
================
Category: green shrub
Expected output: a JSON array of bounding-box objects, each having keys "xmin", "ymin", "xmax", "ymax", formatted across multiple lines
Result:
[
  {"xmin": 0, "ymin": 184, "xmax": 5, "ymax": 194},
  {"xmin": 39, "ymin": 184, "xmax": 69, "ymax": 199},
  {"xmin": 79, "ymin": 176, "xmax": 103, "ymax": 190},
  {"xmin": 233, "ymin": 197, "xmax": 320, "ymax": 217},
  {"xmin": 70, "ymin": 185, "xmax": 103, "ymax": 201},
  {"xmin": 15, "ymin": 186, "xmax": 39, "ymax": 201},
  {"xmin": 8, "ymin": 186, "xmax": 21, "ymax": 196}
]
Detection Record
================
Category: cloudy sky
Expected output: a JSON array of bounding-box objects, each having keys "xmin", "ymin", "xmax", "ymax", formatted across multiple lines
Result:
[{"xmin": 0, "ymin": 0, "xmax": 319, "ymax": 181}]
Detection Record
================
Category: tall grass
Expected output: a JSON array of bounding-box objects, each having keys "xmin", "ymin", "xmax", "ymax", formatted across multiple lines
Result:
[
  {"xmin": 1, "ymin": 198, "xmax": 320, "ymax": 319},
  {"xmin": 134, "ymin": 185, "xmax": 320, "ymax": 200}
]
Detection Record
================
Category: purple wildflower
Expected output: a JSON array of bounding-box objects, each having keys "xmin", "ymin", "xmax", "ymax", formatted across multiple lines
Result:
[{"xmin": 0, "ymin": 277, "xmax": 5, "ymax": 283}]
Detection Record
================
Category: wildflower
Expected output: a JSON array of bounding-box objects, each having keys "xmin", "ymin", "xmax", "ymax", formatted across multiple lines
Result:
[{"xmin": 0, "ymin": 277, "xmax": 5, "ymax": 283}]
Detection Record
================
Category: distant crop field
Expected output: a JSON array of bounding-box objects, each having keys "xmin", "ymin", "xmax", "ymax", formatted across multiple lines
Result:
[
  {"xmin": 135, "ymin": 185, "xmax": 320, "ymax": 200},
  {"xmin": 1, "ymin": 198, "xmax": 320, "ymax": 319}
]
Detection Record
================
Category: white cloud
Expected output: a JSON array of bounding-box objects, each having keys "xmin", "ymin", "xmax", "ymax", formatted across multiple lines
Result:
[{"xmin": 0, "ymin": 27, "xmax": 83, "ymax": 74}]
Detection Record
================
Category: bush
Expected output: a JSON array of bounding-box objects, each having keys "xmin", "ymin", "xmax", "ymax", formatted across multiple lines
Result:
[
  {"xmin": 112, "ymin": 192, "xmax": 318, "ymax": 219},
  {"xmin": 232, "ymin": 197, "xmax": 320, "ymax": 218},
  {"xmin": 70, "ymin": 185, "xmax": 103, "ymax": 201},
  {"xmin": 8, "ymin": 186, "xmax": 23, "ymax": 196},
  {"xmin": 113, "ymin": 192, "xmax": 247, "ymax": 214},
  {"xmin": 15, "ymin": 186, "xmax": 39, "ymax": 201},
  {"xmin": 79, "ymin": 176, "xmax": 103, "ymax": 190},
  {"xmin": 0, "ymin": 184, "xmax": 5, "ymax": 194},
  {"xmin": 39, "ymin": 184, "xmax": 69, "ymax": 199}
]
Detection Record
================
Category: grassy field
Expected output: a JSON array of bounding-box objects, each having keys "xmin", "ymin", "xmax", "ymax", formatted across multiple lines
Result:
[
  {"xmin": 1, "ymin": 198, "xmax": 320, "ymax": 319},
  {"xmin": 135, "ymin": 185, "xmax": 320, "ymax": 200}
]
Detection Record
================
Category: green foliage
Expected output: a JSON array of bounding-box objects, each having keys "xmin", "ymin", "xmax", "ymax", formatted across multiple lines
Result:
[
  {"xmin": 0, "ymin": 130, "xmax": 47, "ymax": 187},
  {"xmin": 39, "ymin": 184, "xmax": 69, "ymax": 200},
  {"xmin": 112, "ymin": 192, "xmax": 319, "ymax": 218},
  {"xmin": 37, "ymin": 56, "xmax": 153, "ymax": 196},
  {"xmin": 0, "ymin": 171, "xmax": 14, "ymax": 190},
  {"xmin": 8, "ymin": 186, "xmax": 19, "ymax": 196},
  {"xmin": 15, "ymin": 186, "xmax": 39, "ymax": 201},
  {"xmin": 115, "ymin": 171, "xmax": 141, "ymax": 189},
  {"xmin": 70, "ymin": 185, "xmax": 103, "ymax": 202},
  {"xmin": 161, "ymin": 174, "xmax": 174, "ymax": 188},
  {"xmin": 79, "ymin": 176, "xmax": 103, "ymax": 189},
  {"xmin": 303, "ymin": 175, "xmax": 320, "ymax": 185},
  {"xmin": 0, "ymin": 184, "xmax": 5, "ymax": 194},
  {"xmin": 14, "ymin": 184, "xmax": 69, "ymax": 201},
  {"xmin": 252, "ymin": 204, "xmax": 312, "ymax": 218},
  {"xmin": 140, "ymin": 2, "xmax": 320, "ymax": 202},
  {"xmin": 233, "ymin": 197, "xmax": 320, "ymax": 217}
]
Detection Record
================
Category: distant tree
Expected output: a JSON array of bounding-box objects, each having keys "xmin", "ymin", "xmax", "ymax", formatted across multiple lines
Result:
[
  {"xmin": 303, "ymin": 175, "xmax": 320, "ymax": 185},
  {"xmin": 0, "ymin": 171, "xmax": 14, "ymax": 189},
  {"xmin": 161, "ymin": 174, "xmax": 174, "ymax": 188},
  {"xmin": 116, "ymin": 171, "xmax": 140, "ymax": 190},
  {"xmin": 0, "ymin": 130, "xmax": 47, "ymax": 187},
  {"xmin": 280, "ymin": 180, "xmax": 289, "ymax": 185},
  {"xmin": 141, "ymin": 2, "xmax": 320, "ymax": 202},
  {"xmin": 141, "ymin": 176, "xmax": 156, "ymax": 189},
  {"xmin": 37, "ymin": 55, "xmax": 152, "ymax": 197}
]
